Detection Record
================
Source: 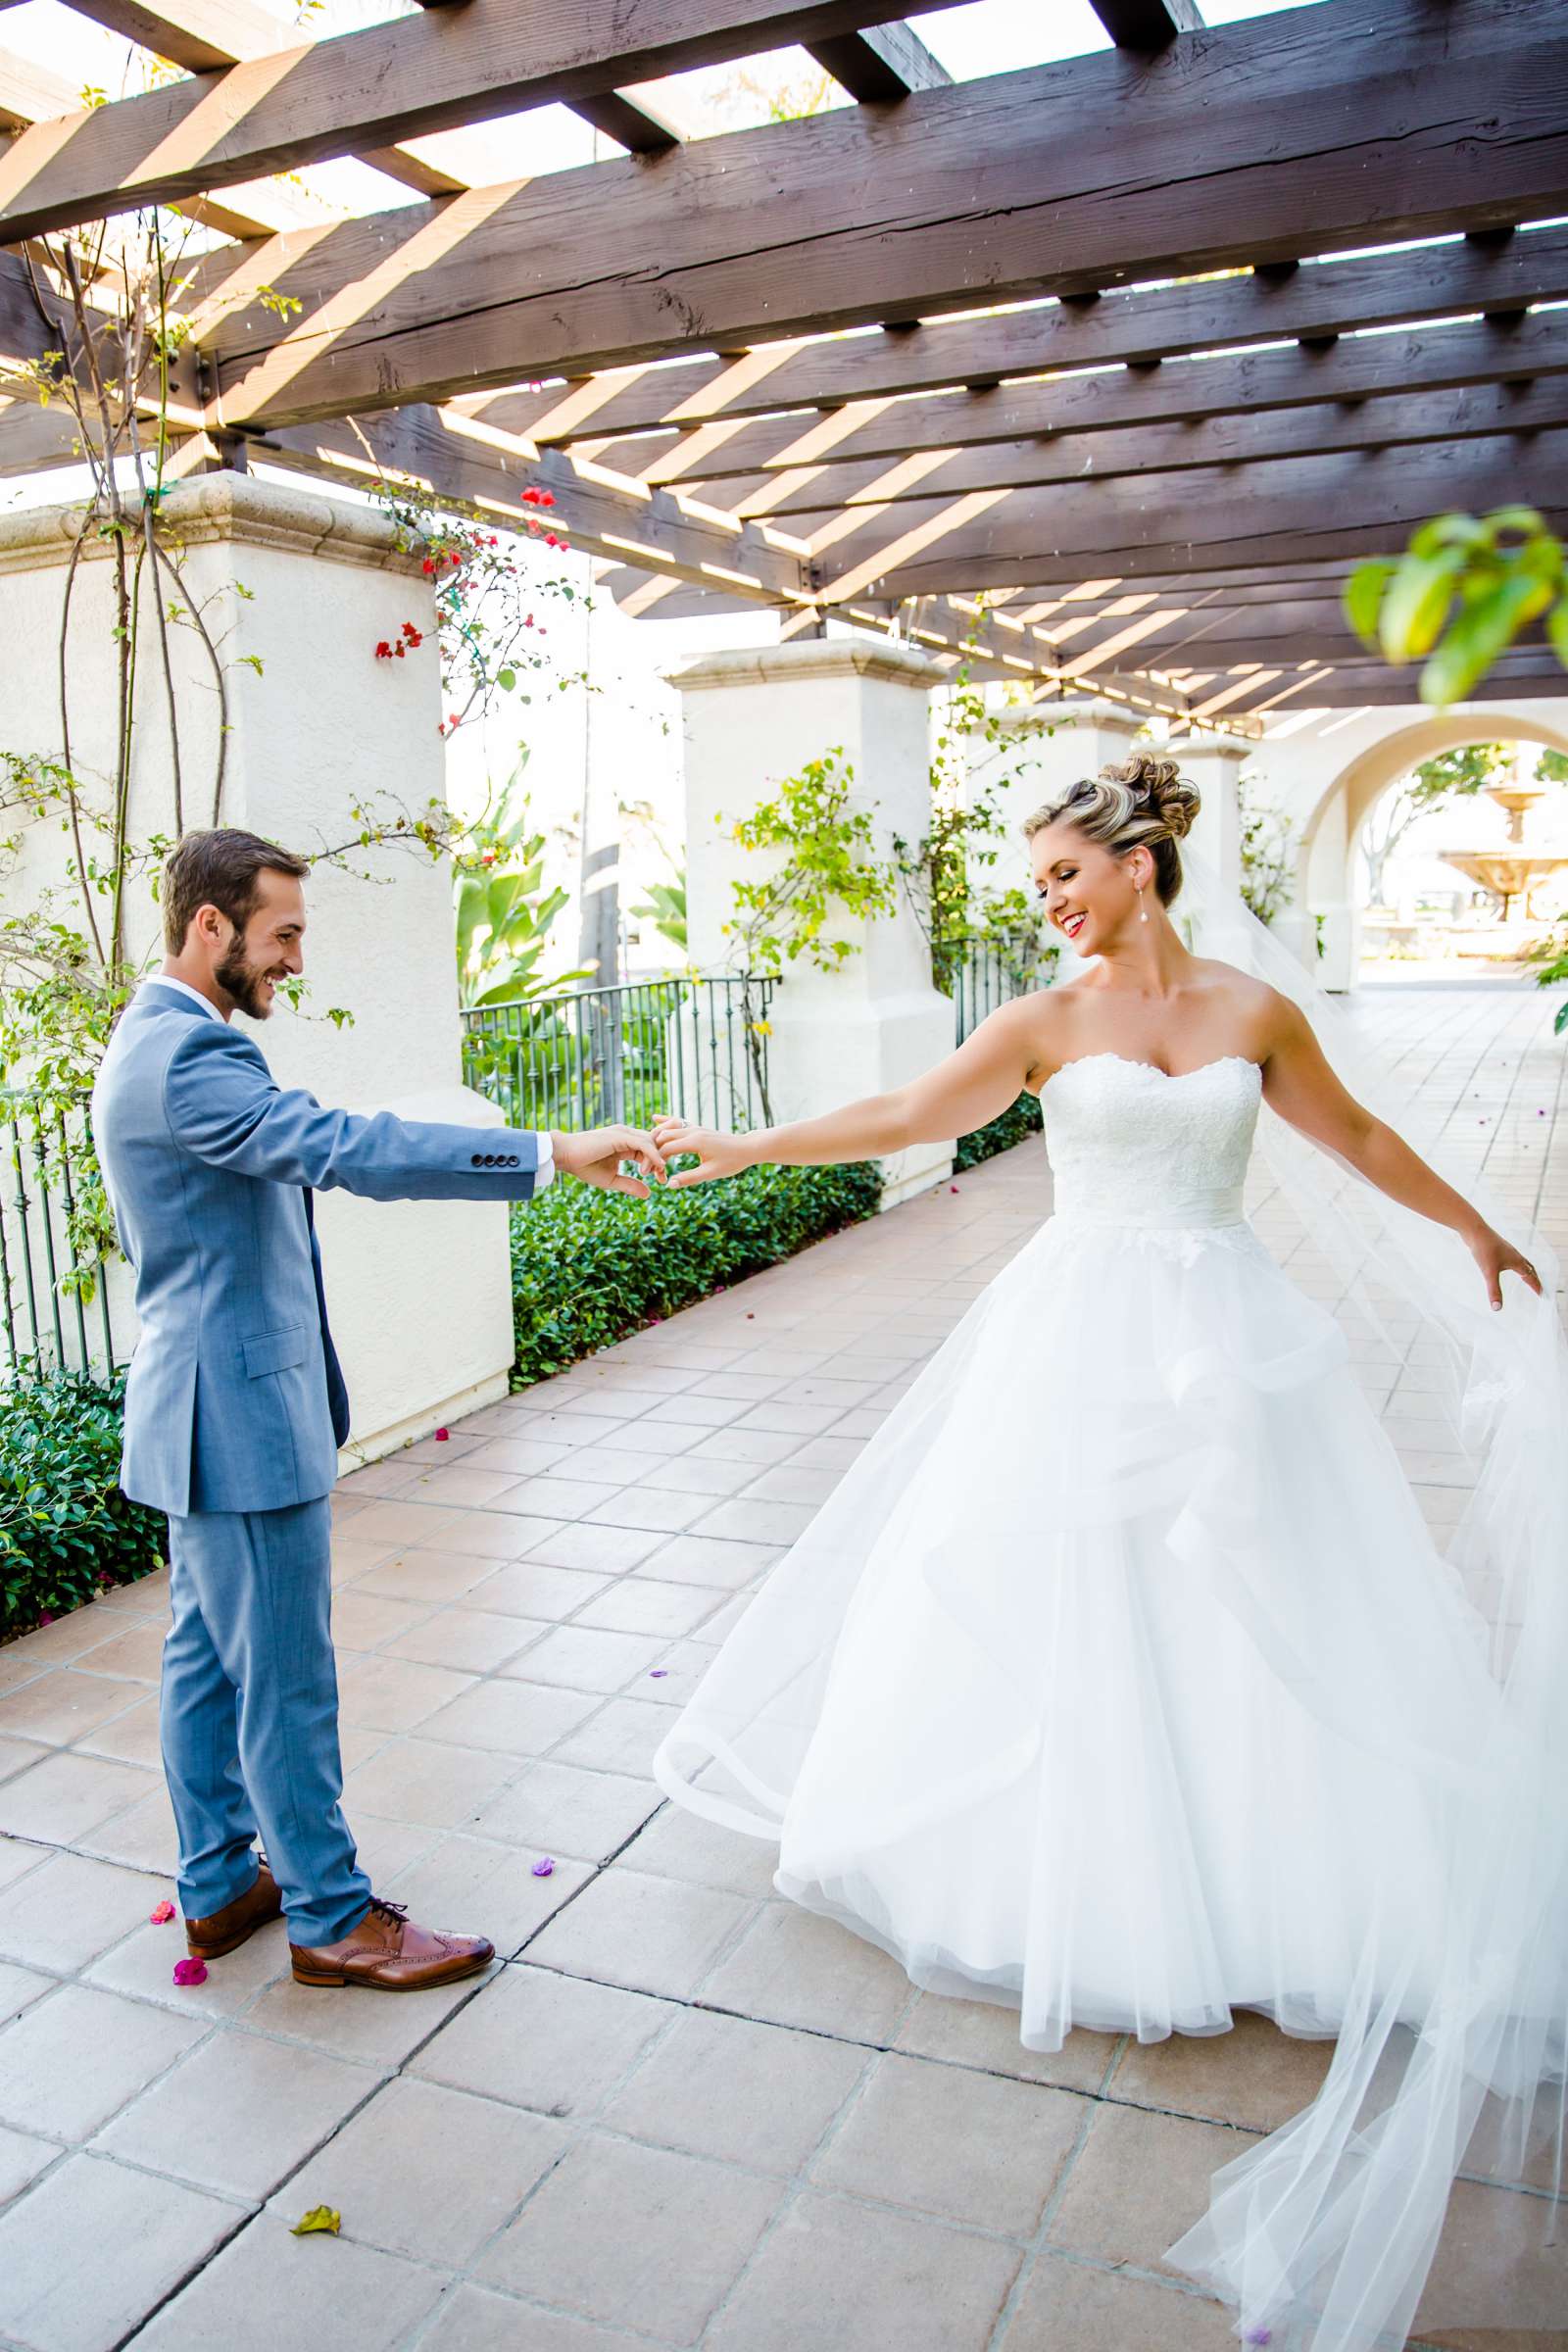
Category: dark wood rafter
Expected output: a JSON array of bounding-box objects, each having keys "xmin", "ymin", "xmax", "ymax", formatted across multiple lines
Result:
[
  {"xmin": 584, "ymin": 315, "xmax": 1568, "ymax": 488},
  {"xmin": 166, "ymin": 0, "xmax": 1568, "ymax": 430},
  {"xmin": 0, "ymin": 0, "xmax": 976, "ymax": 238},
  {"xmin": 1212, "ymin": 655, "xmax": 1568, "ymax": 710},
  {"xmin": 1091, "ymin": 0, "xmax": 1203, "ymax": 46},
  {"xmin": 804, "ymin": 20, "xmax": 952, "ymax": 99},
  {"xmin": 251, "ymin": 412, "xmax": 815, "ymax": 606},
  {"xmin": 808, "ymin": 433, "xmax": 1568, "ymax": 601},
  {"xmin": 666, "ymin": 375, "xmax": 1568, "ymax": 519},
  {"xmin": 449, "ymin": 224, "xmax": 1568, "ymax": 450},
  {"xmin": 59, "ymin": 0, "xmax": 472, "ymax": 195}
]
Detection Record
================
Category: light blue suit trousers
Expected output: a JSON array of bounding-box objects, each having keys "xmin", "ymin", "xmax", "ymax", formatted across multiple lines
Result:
[{"xmin": 162, "ymin": 1498, "xmax": 368, "ymax": 1942}]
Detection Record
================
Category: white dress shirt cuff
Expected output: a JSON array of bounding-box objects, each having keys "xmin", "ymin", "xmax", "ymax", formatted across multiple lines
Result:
[{"xmin": 534, "ymin": 1131, "xmax": 555, "ymax": 1189}]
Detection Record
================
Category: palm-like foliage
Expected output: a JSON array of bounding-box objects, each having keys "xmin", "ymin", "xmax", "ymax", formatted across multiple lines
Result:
[
  {"xmin": 455, "ymin": 763, "xmax": 590, "ymax": 1009},
  {"xmin": 632, "ymin": 873, "xmax": 687, "ymax": 955}
]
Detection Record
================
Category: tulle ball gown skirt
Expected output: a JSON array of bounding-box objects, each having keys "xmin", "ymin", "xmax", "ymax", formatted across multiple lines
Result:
[{"xmin": 654, "ymin": 1199, "xmax": 1505, "ymax": 2054}]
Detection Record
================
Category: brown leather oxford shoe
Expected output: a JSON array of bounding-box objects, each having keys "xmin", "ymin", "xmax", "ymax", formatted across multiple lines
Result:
[
  {"xmin": 289, "ymin": 1897, "xmax": 494, "ymax": 1991},
  {"xmin": 185, "ymin": 1859, "xmax": 284, "ymax": 1960}
]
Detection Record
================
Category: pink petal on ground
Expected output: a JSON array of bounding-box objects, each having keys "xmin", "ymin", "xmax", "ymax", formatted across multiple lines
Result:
[
  {"xmin": 149, "ymin": 1900, "xmax": 175, "ymax": 1925},
  {"xmin": 172, "ymin": 1956, "xmax": 208, "ymax": 1986},
  {"xmin": 434, "ymin": 1427, "xmax": 450, "ymax": 1441},
  {"xmin": 531, "ymin": 1857, "xmax": 556, "ymax": 1878}
]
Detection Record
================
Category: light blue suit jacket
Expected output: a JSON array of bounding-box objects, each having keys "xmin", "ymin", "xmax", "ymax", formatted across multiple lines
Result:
[{"xmin": 92, "ymin": 981, "xmax": 545, "ymax": 1517}]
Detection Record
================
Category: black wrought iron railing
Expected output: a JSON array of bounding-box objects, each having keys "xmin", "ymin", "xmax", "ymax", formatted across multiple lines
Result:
[
  {"xmin": 947, "ymin": 928, "xmax": 1055, "ymax": 1043},
  {"xmin": 1, "ymin": 1092, "xmax": 117, "ymax": 1380},
  {"xmin": 462, "ymin": 972, "xmax": 778, "ymax": 1134}
]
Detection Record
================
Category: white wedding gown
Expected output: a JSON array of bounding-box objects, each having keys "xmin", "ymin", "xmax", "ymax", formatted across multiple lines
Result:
[{"xmin": 654, "ymin": 1051, "xmax": 1515, "ymax": 2052}]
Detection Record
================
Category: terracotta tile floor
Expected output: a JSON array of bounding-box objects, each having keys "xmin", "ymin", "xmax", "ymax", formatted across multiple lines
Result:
[{"xmin": 0, "ymin": 982, "xmax": 1564, "ymax": 2350}]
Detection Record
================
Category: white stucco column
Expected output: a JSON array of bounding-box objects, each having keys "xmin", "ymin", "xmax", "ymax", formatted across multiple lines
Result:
[
  {"xmin": 1305, "ymin": 783, "xmax": 1359, "ymax": 992},
  {"xmin": 1176, "ymin": 730, "xmax": 1250, "ymax": 897},
  {"xmin": 965, "ymin": 697, "xmax": 1145, "ymax": 979},
  {"xmin": 0, "ymin": 471, "xmax": 516, "ymax": 1460},
  {"xmin": 670, "ymin": 638, "xmax": 955, "ymax": 1208},
  {"xmin": 962, "ymin": 695, "xmax": 1142, "ymax": 854}
]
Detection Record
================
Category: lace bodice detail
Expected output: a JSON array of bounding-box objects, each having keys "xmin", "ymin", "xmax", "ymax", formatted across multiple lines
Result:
[{"xmin": 1041, "ymin": 1054, "xmax": 1262, "ymax": 1230}]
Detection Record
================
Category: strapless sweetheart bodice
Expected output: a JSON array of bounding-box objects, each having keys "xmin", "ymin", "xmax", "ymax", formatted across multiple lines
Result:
[{"xmin": 1040, "ymin": 1053, "xmax": 1263, "ymax": 1230}]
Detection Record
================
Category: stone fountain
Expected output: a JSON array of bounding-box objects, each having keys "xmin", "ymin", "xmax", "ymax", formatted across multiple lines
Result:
[{"xmin": 1441, "ymin": 776, "xmax": 1568, "ymax": 923}]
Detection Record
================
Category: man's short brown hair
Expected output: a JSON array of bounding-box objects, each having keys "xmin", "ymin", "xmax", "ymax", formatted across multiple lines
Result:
[{"xmin": 162, "ymin": 829, "xmax": 310, "ymax": 954}]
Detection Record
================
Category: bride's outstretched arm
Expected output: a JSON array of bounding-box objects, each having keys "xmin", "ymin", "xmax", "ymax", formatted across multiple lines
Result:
[
  {"xmin": 651, "ymin": 1001, "xmax": 1041, "ymax": 1185},
  {"xmin": 1260, "ymin": 995, "xmax": 1542, "ymax": 1308}
]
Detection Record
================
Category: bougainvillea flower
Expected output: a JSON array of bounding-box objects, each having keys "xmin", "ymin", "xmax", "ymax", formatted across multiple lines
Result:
[
  {"xmin": 531, "ymin": 1857, "xmax": 555, "ymax": 1878},
  {"xmin": 434, "ymin": 1427, "xmax": 450, "ymax": 1442},
  {"xmin": 150, "ymin": 1900, "xmax": 175, "ymax": 1925},
  {"xmin": 172, "ymin": 1956, "xmax": 208, "ymax": 1985},
  {"xmin": 649, "ymin": 1669, "xmax": 668, "ymax": 1679}
]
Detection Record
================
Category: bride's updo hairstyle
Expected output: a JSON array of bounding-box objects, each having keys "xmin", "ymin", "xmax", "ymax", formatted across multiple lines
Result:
[{"xmin": 1023, "ymin": 754, "xmax": 1200, "ymax": 906}]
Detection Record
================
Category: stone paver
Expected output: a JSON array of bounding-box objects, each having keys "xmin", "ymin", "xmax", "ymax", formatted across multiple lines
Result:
[{"xmin": 0, "ymin": 982, "xmax": 1559, "ymax": 2348}]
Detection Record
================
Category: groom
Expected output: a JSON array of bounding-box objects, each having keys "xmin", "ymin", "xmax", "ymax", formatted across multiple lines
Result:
[{"xmin": 93, "ymin": 828, "xmax": 663, "ymax": 1990}]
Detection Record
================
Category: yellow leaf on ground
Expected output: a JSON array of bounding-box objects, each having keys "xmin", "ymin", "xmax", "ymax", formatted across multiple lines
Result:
[{"xmin": 290, "ymin": 2206, "xmax": 341, "ymax": 2237}]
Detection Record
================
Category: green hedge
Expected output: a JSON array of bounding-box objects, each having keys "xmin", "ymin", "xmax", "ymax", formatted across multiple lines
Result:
[
  {"xmin": 1, "ymin": 1368, "xmax": 167, "ymax": 1642},
  {"xmin": 956, "ymin": 1091, "xmax": 1044, "ymax": 1172},
  {"xmin": 512, "ymin": 1158, "xmax": 881, "ymax": 1387}
]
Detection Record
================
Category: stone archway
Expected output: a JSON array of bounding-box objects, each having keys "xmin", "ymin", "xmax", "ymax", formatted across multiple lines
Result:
[{"xmin": 1262, "ymin": 701, "xmax": 1568, "ymax": 989}]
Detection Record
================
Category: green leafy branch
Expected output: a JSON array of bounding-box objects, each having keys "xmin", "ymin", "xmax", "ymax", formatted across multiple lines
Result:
[
  {"xmin": 1346, "ymin": 508, "xmax": 1568, "ymax": 707},
  {"xmin": 720, "ymin": 747, "xmax": 897, "ymax": 976}
]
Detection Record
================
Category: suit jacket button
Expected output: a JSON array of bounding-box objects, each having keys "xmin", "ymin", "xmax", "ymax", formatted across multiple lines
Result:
[
  {"xmin": 508, "ymin": 1154, "xmax": 519, "ymax": 1167},
  {"xmin": 470, "ymin": 1153, "xmax": 483, "ymax": 1166}
]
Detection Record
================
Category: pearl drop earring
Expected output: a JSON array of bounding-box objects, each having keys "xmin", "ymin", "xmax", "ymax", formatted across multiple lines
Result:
[{"xmin": 1138, "ymin": 885, "xmax": 1150, "ymax": 925}]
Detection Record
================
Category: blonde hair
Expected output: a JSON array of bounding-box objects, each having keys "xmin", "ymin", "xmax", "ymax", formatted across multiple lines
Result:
[{"xmin": 1022, "ymin": 754, "xmax": 1200, "ymax": 906}]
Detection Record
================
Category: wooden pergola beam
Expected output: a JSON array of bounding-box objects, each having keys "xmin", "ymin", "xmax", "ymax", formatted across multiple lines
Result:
[
  {"xmin": 697, "ymin": 375, "xmax": 1568, "ymax": 519},
  {"xmin": 811, "ymin": 431, "xmax": 1568, "ymax": 601},
  {"xmin": 59, "ymin": 0, "xmax": 472, "ymax": 198},
  {"xmin": 1224, "ymin": 656, "xmax": 1568, "ymax": 709},
  {"xmin": 597, "ymin": 314, "xmax": 1568, "ymax": 488},
  {"xmin": 458, "ymin": 224, "xmax": 1568, "ymax": 451},
  {"xmin": 178, "ymin": 0, "xmax": 1568, "ymax": 430},
  {"xmin": 245, "ymin": 412, "xmax": 813, "ymax": 607},
  {"xmin": 0, "ymin": 0, "xmax": 975, "ymax": 239}
]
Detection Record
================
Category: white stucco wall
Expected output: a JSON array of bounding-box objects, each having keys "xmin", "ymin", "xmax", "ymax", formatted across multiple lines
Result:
[{"xmin": 0, "ymin": 472, "xmax": 517, "ymax": 1460}]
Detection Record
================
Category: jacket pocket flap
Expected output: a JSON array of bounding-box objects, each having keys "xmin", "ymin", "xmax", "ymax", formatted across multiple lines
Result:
[{"xmin": 242, "ymin": 1324, "xmax": 311, "ymax": 1379}]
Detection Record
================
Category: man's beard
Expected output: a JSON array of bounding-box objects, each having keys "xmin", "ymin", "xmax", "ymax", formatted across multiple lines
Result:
[{"xmin": 215, "ymin": 941, "xmax": 276, "ymax": 1019}]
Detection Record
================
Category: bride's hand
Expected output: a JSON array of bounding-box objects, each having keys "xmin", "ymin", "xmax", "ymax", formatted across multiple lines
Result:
[
  {"xmin": 651, "ymin": 1113, "xmax": 754, "ymax": 1187},
  {"xmin": 1469, "ymin": 1226, "xmax": 1544, "ymax": 1310}
]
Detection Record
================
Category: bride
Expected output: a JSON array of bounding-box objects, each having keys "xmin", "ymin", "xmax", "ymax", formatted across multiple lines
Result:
[{"xmin": 649, "ymin": 756, "xmax": 1567, "ymax": 2350}]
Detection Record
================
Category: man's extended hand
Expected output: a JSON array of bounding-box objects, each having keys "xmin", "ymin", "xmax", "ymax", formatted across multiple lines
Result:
[{"xmin": 551, "ymin": 1125, "xmax": 667, "ymax": 1199}]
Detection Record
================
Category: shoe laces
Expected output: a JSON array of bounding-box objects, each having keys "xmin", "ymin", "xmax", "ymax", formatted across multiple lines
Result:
[{"xmin": 366, "ymin": 1897, "xmax": 409, "ymax": 1934}]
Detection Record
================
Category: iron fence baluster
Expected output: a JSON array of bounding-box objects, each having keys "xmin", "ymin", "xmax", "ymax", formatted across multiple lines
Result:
[
  {"xmin": 671, "ymin": 978, "xmax": 688, "ymax": 1121},
  {"xmin": 0, "ymin": 1109, "xmax": 19, "ymax": 1367},
  {"xmin": 705, "ymin": 980, "xmax": 721, "ymax": 1130},
  {"xmin": 8, "ymin": 1114, "xmax": 44, "ymax": 1364},
  {"xmin": 54, "ymin": 1102, "xmax": 91, "ymax": 1368},
  {"xmin": 31, "ymin": 1128, "xmax": 68, "ymax": 1368}
]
